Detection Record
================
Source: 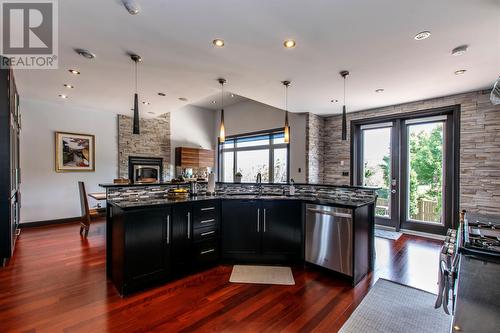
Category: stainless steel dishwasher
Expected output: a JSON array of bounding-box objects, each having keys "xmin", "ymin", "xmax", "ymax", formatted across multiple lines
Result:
[{"xmin": 305, "ymin": 204, "xmax": 353, "ymax": 276}]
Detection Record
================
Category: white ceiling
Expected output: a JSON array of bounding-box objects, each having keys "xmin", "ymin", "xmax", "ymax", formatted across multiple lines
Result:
[{"xmin": 14, "ymin": 0, "xmax": 500, "ymax": 116}]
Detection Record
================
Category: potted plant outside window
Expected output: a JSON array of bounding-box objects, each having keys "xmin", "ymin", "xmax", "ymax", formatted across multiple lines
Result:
[{"xmin": 234, "ymin": 172, "xmax": 242, "ymax": 183}]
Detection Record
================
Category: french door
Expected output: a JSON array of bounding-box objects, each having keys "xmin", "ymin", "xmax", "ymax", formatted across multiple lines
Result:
[{"xmin": 352, "ymin": 107, "xmax": 459, "ymax": 235}]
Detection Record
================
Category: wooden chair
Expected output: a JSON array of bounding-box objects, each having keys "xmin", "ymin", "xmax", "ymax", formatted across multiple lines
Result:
[{"xmin": 78, "ymin": 181, "xmax": 91, "ymax": 237}]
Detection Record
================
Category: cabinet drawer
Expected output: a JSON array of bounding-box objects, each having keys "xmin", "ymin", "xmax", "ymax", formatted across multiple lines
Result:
[
  {"xmin": 193, "ymin": 240, "xmax": 218, "ymax": 265},
  {"xmin": 193, "ymin": 202, "xmax": 218, "ymax": 228},
  {"xmin": 193, "ymin": 225, "xmax": 217, "ymax": 241}
]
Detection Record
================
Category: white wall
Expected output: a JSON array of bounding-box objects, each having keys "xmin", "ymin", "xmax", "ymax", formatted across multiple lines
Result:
[
  {"xmin": 20, "ymin": 98, "xmax": 118, "ymax": 223},
  {"xmin": 169, "ymin": 105, "xmax": 216, "ymax": 177},
  {"xmin": 214, "ymin": 99, "xmax": 307, "ymax": 182}
]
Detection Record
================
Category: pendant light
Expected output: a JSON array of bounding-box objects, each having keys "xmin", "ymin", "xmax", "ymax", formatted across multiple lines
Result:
[
  {"xmin": 340, "ymin": 70, "xmax": 349, "ymax": 141},
  {"xmin": 282, "ymin": 80, "xmax": 291, "ymax": 143},
  {"xmin": 131, "ymin": 54, "xmax": 142, "ymax": 135},
  {"xmin": 218, "ymin": 78, "xmax": 227, "ymax": 143}
]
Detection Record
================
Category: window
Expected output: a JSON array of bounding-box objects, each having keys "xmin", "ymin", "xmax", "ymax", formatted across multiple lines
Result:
[{"xmin": 218, "ymin": 129, "xmax": 289, "ymax": 183}]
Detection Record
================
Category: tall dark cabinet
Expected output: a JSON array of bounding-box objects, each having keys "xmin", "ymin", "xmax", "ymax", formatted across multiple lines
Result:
[{"xmin": 0, "ymin": 58, "xmax": 21, "ymax": 266}]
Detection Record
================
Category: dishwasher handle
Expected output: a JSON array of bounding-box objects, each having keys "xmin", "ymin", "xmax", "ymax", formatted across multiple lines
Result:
[{"xmin": 307, "ymin": 208, "xmax": 352, "ymax": 219}]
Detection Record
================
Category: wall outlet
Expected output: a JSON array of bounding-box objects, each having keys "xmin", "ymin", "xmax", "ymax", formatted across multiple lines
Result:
[
  {"xmin": 342, "ymin": 171, "xmax": 349, "ymax": 177},
  {"xmin": 298, "ymin": 168, "xmax": 301, "ymax": 173}
]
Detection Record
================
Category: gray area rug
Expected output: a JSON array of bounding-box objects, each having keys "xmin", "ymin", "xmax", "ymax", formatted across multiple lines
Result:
[
  {"xmin": 229, "ymin": 265, "xmax": 295, "ymax": 285},
  {"xmin": 375, "ymin": 228, "xmax": 402, "ymax": 240},
  {"xmin": 339, "ymin": 279, "xmax": 451, "ymax": 333}
]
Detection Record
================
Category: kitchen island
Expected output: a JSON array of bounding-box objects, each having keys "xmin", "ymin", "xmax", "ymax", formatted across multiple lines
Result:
[{"xmin": 101, "ymin": 182, "xmax": 377, "ymax": 296}]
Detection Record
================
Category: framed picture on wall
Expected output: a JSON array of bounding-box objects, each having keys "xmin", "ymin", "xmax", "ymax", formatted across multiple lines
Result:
[{"xmin": 55, "ymin": 132, "xmax": 95, "ymax": 172}]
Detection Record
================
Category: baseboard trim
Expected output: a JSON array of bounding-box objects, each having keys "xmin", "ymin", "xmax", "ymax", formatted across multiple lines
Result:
[
  {"xmin": 20, "ymin": 216, "xmax": 82, "ymax": 228},
  {"xmin": 375, "ymin": 224, "xmax": 445, "ymax": 240},
  {"xmin": 400, "ymin": 228, "xmax": 445, "ymax": 241}
]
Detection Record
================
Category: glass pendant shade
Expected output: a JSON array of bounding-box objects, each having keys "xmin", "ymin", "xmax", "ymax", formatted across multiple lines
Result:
[
  {"xmin": 283, "ymin": 80, "xmax": 291, "ymax": 144},
  {"xmin": 220, "ymin": 108, "xmax": 226, "ymax": 143},
  {"xmin": 133, "ymin": 93, "xmax": 140, "ymax": 134},
  {"xmin": 340, "ymin": 70, "xmax": 349, "ymax": 141},
  {"xmin": 341, "ymin": 105, "xmax": 347, "ymax": 141},
  {"xmin": 218, "ymin": 78, "xmax": 227, "ymax": 143},
  {"xmin": 131, "ymin": 54, "xmax": 142, "ymax": 135},
  {"xmin": 284, "ymin": 112, "xmax": 290, "ymax": 143}
]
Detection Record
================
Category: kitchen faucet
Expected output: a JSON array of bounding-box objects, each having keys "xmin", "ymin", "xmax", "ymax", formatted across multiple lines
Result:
[{"xmin": 256, "ymin": 173, "xmax": 263, "ymax": 195}]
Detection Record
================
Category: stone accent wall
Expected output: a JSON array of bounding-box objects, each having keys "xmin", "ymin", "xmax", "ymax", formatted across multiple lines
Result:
[
  {"xmin": 305, "ymin": 113, "xmax": 325, "ymax": 184},
  {"xmin": 118, "ymin": 114, "xmax": 171, "ymax": 180},
  {"xmin": 315, "ymin": 90, "xmax": 500, "ymax": 215}
]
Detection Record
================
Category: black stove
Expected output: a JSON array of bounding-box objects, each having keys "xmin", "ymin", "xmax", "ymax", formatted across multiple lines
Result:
[{"xmin": 461, "ymin": 213, "xmax": 500, "ymax": 260}]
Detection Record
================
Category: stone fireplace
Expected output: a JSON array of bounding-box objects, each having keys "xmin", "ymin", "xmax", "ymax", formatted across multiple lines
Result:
[{"xmin": 118, "ymin": 114, "xmax": 170, "ymax": 180}]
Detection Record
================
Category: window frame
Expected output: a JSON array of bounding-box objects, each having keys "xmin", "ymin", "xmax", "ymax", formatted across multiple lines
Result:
[{"xmin": 217, "ymin": 127, "xmax": 290, "ymax": 183}]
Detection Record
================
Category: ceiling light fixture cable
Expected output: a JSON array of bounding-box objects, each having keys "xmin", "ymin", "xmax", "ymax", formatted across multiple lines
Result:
[{"xmin": 340, "ymin": 70, "xmax": 349, "ymax": 141}]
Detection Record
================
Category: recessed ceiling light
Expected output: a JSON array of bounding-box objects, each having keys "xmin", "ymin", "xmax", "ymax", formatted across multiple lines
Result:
[
  {"xmin": 284, "ymin": 39, "xmax": 296, "ymax": 48},
  {"xmin": 68, "ymin": 69, "xmax": 80, "ymax": 75},
  {"xmin": 330, "ymin": 99, "xmax": 338, "ymax": 103},
  {"xmin": 213, "ymin": 39, "xmax": 225, "ymax": 47},
  {"xmin": 59, "ymin": 94, "xmax": 68, "ymax": 99},
  {"xmin": 375, "ymin": 88, "xmax": 385, "ymax": 93},
  {"xmin": 452, "ymin": 45, "xmax": 468, "ymax": 56},
  {"xmin": 63, "ymin": 84, "xmax": 74, "ymax": 89},
  {"xmin": 414, "ymin": 31, "xmax": 431, "ymax": 41},
  {"xmin": 179, "ymin": 97, "xmax": 188, "ymax": 101},
  {"xmin": 158, "ymin": 92, "xmax": 166, "ymax": 96},
  {"xmin": 75, "ymin": 48, "xmax": 96, "ymax": 59},
  {"xmin": 142, "ymin": 101, "xmax": 151, "ymax": 105},
  {"xmin": 454, "ymin": 69, "xmax": 467, "ymax": 75},
  {"xmin": 230, "ymin": 93, "xmax": 235, "ymax": 98},
  {"xmin": 211, "ymin": 100, "xmax": 217, "ymax": 104}
]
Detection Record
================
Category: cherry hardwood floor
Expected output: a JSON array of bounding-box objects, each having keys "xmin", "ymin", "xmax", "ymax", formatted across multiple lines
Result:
[{"xmin": 0, "ymin": 220, "xmax": 442, "ymax": 333}]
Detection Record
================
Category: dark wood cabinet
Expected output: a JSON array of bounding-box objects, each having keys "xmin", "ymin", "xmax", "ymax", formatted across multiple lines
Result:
[
  {"xmin": 261, "ymin": 200, "xmax": 302, "ymax": 260},
  {"xmin": 110, "ymin": 206, "xmax": 171, "ymax": 295},
  {"xmin": 0, "ymin": 58, "xmax": 20, "ymax": 266},
  {"xmin": 221, "ymin": 200, "xmax": 261, "ymax": 260},
  {"xmin": 171, "ymin": 202, "xmax": 193, "ymax": 271},
  {"xmin": 221, "ymin": 200, "xmax": 302, "ymax": 263},
  {"xmin": 125, "ymin": 208, "xmax": 171, "ymax": 284},
  {"xmin": 108, "ymin": 199, "xmax": 220, "ymax": 295}
]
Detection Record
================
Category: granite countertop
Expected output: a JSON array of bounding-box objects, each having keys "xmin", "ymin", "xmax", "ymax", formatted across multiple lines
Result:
[
  {"xmin": 108, "ymin": 194, "xmax": 376, "ymax": 210},
  {"xmin": 99, "ymin": 181, "xmax": 379, "ymax": 191},
  {"xmin": 453, "ymin": 254, "xmax": 500, "ymax": 332}
]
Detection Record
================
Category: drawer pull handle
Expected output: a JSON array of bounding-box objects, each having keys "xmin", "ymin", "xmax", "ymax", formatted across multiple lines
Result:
[
  {"xmin": 201, "ymin": 207, "xmax": 215, "ymax": 211},
  {"xmin": 200, "ymin": 249, "xmax": 215, "ymax": 255},
  {"xmin": 200, "ymin": 218, "xmax": 215, "ymax": 224},
  {"xmin": 200, "ymin": 231, "xmax": 215, "ymax": 236}
]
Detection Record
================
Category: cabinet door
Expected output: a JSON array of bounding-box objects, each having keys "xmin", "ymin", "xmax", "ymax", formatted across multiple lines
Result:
[
  {"xmin": 171, "ymin": 203, "xmax": 192, "ymax": 270},
  {"xmin": 261, "ymin": 201, "xmax": 302, "ymax": 260},
  {"xmin": 221, "ymin": 200, "xmax": 261, "ymax": 259},
  {"xmin": 125, "ymin": 208, "xmax": 170, "ymax": 282}
]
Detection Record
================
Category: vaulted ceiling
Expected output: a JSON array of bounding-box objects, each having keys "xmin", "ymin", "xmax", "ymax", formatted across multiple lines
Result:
[{"xmin": 14, "ymin": 0, "xmax": 500, "ymax": 116}]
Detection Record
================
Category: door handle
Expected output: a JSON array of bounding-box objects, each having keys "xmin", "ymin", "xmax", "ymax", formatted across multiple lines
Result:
[
  {"xmin": 166, "ymin": 215, "xmax": 170, "ymax": 244},
  {"xmin": 263, "ymin": 208, "xmax": 266, "ymax": 233},
  {"xmin": 257, "ymin": 208, "xmax": 260, "ymax": 232},
  {"xmin": 187, "ymin": 212, "xmax": 191, "ymax": 239}
]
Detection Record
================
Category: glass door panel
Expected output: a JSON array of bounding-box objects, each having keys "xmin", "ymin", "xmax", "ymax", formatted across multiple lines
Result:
[
  {"xmin": 406, "ymin": 121, "xmax": 444, "ymax": 224},
  {"xmin": 362, "ymin": 127, "xmax": 392, "ymax": 218}
]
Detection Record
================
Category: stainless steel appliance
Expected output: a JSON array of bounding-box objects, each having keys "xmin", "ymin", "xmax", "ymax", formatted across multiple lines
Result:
[
  {"xmin": 305, "ymin": 204, "xmax": 353, "ymax": 276},
  {"xmin": 133, "ymin": 165, "xmax": 160, "ymax": 184}
]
